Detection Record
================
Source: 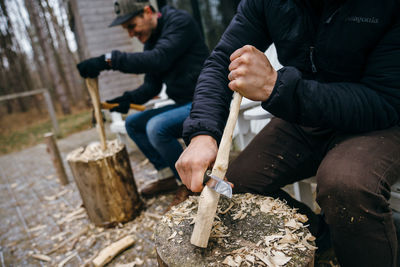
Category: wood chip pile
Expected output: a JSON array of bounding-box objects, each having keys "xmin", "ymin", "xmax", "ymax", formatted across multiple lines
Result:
[{"xmin": 156, "ymin": 193, "xmax": 316, "ymax": 267}]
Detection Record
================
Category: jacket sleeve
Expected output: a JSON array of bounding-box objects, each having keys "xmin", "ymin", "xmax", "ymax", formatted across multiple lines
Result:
[
  {"xmin": 110, "ymin": 14, "xmax": 200, "ymax": 74},
  {"xmin": 126, "ymin": 73, "xmax": 162, "ymax": 104},
  {"xmin": 263, "ymin": 17, "xmax": 400, "ymax": 133},
  {"xmin": 183, "ymin": 0, "xmax": 272, "ymax": 144}
]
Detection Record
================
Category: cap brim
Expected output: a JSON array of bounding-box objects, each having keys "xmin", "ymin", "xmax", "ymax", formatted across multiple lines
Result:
[{"xmin": 108, "ymin": 13, "xmax": 135, "ymax": 27}]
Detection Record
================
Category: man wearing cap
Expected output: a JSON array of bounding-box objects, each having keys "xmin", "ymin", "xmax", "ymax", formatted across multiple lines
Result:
[{"xmin": 77, "ymin": 0, "xmax": 209, "ymax": 203}]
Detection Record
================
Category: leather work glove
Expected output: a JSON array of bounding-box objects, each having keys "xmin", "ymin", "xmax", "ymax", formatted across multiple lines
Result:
[
  {"xmin": 76, "ymin": 55, "xmax": 111, "ymax": 78},
  {"xmin": 106, "ymin": 92, "xmax": 132, "ymax": 114}
]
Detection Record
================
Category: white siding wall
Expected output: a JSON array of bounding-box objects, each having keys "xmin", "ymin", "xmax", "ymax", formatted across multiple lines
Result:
[{"xmin": 71, "ymin": 0, "xmax": 157, "ymax": 101}]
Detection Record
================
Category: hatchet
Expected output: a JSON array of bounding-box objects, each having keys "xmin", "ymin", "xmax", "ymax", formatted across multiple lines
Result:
[
  {"xmin": 191, "ymin": 91, "xmax": 242, "ymax": 248},
  {"xmin": 100, "ymin": 102, "xmax": 146, "ymax": 111}
]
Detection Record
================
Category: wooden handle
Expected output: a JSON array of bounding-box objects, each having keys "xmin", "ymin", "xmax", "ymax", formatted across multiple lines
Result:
[
  {"xmin": 86, "ymin": 78, "xmax": 107, "ymax": 151},
  {"xmin": 100, "ymin": 102, "xmax": 146, "ymax": 111},
  {"xmin": 191, "ymin": 92, "xmax": 242, "ymax": 248}
]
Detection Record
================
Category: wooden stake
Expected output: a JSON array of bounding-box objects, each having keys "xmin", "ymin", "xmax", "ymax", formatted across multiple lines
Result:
[
  {"xmin": 190, "ymin": 92, "xmax": 242, "ymax": 248},
  {"xmin": 86, "ymin": 78, "xmax": 107, "ymax": 150},
  {"xmin": 44, "ymin": 132, "xmax": 69, "ymax": 185},
  {"xmin": 92, "ymin": 235, "xmax": 135, "ymax": 267}
]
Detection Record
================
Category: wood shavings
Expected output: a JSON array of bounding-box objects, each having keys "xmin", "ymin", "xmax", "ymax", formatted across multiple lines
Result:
[
  {"xmin": 253, "ymin": 251, "xmax": 275, "ymax": 267},
  {"xmin": 219, "ymin": 202, "xmax": 234, "ymax": 214},
  {"xmin": 222, "ymin": 255, "xmax": 239, "ymax": 266},
  {"xmin": 44, "ymin": 188, "xmax": 70, "ymax": 201},
  {"xmin": 66, "ymin": 139, "xmax": 123, "ymax": 162},
  {"xmin": 57, "ymin": 207, "xmax": 86, "ymax": 224},
  {"xmin": 58, "ymin": 251, "xmax": 77, "ymax": 267},
  {"xmin": 157, "ymin": 193, "xmax": 315, "ymax": 266},
  {"xmin": 31, "ymin": 254, "xmax": 51, "ymax": 262},
  {"xmin": 271, "ymin": 251, "xmax": 291, "ymax": 266},
  {"xmin": 28, "ymin": 224, "xmax": 46, "ymax": 233},
  {"xmin": 167, "ymin": 231, "xmax": 177, "ymax": 240},
  {"xmin": 115, "ymin": 257, "xmax": 144, "ymax": 266},
  {"xmin": 144, "ymin": 212, "xmax": 162, "ymax": 220},
  {"xmin": 47, "ymin": 226, "xmax": 88, "ymax": 254}
]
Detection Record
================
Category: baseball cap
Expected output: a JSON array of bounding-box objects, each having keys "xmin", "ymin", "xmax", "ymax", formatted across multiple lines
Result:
[{"xmin": 109, "ymin": 0, "xmax": 150, "ymax": 27}]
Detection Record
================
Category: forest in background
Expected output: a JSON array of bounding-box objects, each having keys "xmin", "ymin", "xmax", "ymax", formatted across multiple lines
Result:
[
  {"xmin": 0, "ymin": 0, "xmax": 86, "ymax": 118},
  {"xmin": 0, "ymin": 0, "xmax": 241, "ymax": 119}
]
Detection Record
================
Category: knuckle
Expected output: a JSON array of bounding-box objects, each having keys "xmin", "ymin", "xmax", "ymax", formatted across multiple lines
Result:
[{"xmin": 243, "ymin": 45, "xmax": 252, "ymax": 51}]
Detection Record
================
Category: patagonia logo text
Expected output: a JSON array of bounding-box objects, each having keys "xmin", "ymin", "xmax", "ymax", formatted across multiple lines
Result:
[{"xmin": 345, "ymin": 16, "xmax": 379, "ymax": 24}]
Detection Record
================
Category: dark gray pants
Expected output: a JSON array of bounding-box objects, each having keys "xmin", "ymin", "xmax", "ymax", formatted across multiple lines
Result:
[{"xmin": 226, "ymin": 118, "xmax": 400, "ymax": 267}]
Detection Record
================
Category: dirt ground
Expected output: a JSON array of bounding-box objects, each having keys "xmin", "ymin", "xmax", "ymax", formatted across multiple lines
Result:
[
  {"xmin": 0, "ymin": 128, "xmax": 338, "ymax": 267},
  {"xmin": 0, "ymin": 128, "xmax": 175, "ymax": 266}
]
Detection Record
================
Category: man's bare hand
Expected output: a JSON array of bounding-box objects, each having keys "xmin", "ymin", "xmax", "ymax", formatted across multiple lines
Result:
[
  {"xmin": 175, "ymin": 135, "xmax": 218, "ymax": 192},
  {"xmin": 228, "ymin": 45, "xmax": 277, "ymax": 101}
]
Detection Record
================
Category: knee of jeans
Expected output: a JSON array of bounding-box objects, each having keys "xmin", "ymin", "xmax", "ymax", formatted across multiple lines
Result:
[
  {"xmin": 146, "ymin": 118, "xmax": 166, "ymax": 146},
  {"xmin": 125, "ymin": 114, "xmax": 140, "ymax": 134}
]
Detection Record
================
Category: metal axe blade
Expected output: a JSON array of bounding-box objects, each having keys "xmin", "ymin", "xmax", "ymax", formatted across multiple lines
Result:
[{"xmin": 204, "ymin": 170, "xmax": 232, "ymax": 198}]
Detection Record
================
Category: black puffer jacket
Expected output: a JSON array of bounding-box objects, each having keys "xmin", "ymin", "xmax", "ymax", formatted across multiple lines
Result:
[
  {"xmin": 110, "ymin": 5, "xmax": 209, "ymax": 105},
  {"xmin": 183, "ymin": 0, "xmax": 400, "ymax": 144}
]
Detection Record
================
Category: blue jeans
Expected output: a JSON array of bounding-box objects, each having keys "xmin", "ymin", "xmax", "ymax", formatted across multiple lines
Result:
[{"xmin": 125, "ymin": 102, "xmax": 191, "ymax": 180}]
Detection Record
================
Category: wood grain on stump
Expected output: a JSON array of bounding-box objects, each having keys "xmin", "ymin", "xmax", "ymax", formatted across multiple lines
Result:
[
  {"xmin": 155, "ymin": 193, "xmax": 315, "ymax": 267},
  {"xmin": 67, "ymin": 140, "xmax": 143, "ymax": 227}
]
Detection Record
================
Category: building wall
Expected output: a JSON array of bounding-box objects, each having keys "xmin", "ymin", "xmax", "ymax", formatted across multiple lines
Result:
[{"xmin": 69, "ymin": 0, "xmax": 158, "ymax": 101}]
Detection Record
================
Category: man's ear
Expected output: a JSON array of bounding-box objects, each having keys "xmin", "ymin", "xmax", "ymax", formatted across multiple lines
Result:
[{"xmin": 144, "ymin": 5, "xmax": 153, "ymax": 15}]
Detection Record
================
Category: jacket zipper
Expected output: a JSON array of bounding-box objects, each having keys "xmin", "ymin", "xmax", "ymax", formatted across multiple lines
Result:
[
  {"xmin": 309, "ymin": 46, "xmax": 317, "ymax": 73},
  {"xmin": 307, "ymin": 3, "xmax": 343, "ymax": 75}
]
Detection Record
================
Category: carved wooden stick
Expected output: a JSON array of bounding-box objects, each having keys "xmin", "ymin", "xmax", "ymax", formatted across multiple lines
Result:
[
  {"xmin": 190, "ymin": 92, "xmax": 242, "ymax": 248},
  {"xmin": 86, "ymin": 78, "xmax": 107, "ymax": 150}
]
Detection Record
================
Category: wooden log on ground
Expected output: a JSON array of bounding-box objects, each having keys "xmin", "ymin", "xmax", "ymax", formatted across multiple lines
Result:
[
  {"xmin": 44, "ymin": 132, "xmax": 69, "ymax": 185},
  {"xmin": 67, "ymin": 140, "xmax": 143, "ymax": 227},
  {"xmin": 92, "ymin": 235, "xmax": 135, "ymax": 267},
  {"xmin": 155, "ymin": 193, "xmax": 316, "ymax": 267}
]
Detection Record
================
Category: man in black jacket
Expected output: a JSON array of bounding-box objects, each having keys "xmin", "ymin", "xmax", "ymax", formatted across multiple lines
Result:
[
  {"xmin": 176, "ymin": 0, "xmax": 400, "ymax": 266},
  {"xmin": 77, "ymin": 0, "xmax": 209, "ymax": 200}
]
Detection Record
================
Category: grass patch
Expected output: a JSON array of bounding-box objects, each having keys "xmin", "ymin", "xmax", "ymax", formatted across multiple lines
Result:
[{"xmin": 0, "ymin": 108, "xmax": 93, "ymax": 155}]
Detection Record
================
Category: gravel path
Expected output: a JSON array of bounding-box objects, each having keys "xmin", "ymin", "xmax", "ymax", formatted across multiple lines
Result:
[{"xmin": 0, "ymin": 128, "xmax": 174, "ymax": 266}]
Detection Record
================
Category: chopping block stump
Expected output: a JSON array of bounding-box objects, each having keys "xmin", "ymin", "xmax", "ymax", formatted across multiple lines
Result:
[
  {"xmin": 67, "ymin": 140, "xmax": 142, "ymax": 227},
  {"xmin": 155, "ymin": 193, "xmax": 315, "ymax": 267}
]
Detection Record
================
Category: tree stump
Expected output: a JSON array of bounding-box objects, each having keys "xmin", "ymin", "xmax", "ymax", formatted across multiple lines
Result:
[
  {"xmin": 67, "ymin": 140, "xmax": 143, "ymax": 227},
  {"xmin": 155, "ymin": 193, "xmax": 315, "ymax": 267}
]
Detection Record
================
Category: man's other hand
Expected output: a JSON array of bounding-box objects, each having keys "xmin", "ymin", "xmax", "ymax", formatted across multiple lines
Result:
[
  {"xmin": 228, "ymin": 45, "xmax": 277, "ymax": 101},
  {"xmin": 106, "ymin": 93, "xmax": 131, "ymax": 114},
  {"xmin": 77, "ymin": 55, "xmax": 110, "ymax": 78},
  {"xmin": 175, "ymin": 135, "xmax": 218, "ymax": 192}
]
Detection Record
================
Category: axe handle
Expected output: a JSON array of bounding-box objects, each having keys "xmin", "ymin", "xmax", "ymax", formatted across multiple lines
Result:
[
  {"xmin": 191, "ymin": 91, "xmax": 242, "ymax": 248},
  {"xmin": 100, "ymin": 102, "xmax": 146, "ymax": 111},
  {"xmin": 86, "ymin": 78, "xmax": 107, "ymax": 151}
]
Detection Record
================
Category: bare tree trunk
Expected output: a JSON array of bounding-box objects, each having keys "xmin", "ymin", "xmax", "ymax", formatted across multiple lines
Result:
[
  {"xmin": 14, "ymin": 0, "xmax": 51, "ymax": 91},
  {"xmin": 24, "ymin": 0, "xmax": 71, "ymax": 114},
  {"xmin": 38, "ymin": 0, "xmax": 74, "ymax": 105},
  {"xmin": 0, "ymin": 0, "xmax": 28, "ymax": 112},
  {"xmin": 44, "ymin": 0, "xmax": 84, "ymax": 104}
]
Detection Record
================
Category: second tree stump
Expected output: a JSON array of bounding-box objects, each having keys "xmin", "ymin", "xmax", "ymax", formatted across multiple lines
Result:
[{"xmin": 67, "ymin": 140, "xmax": 142, "ymax": 227}]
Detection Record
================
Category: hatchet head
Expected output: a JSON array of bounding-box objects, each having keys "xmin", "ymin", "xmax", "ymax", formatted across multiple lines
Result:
[{"xmin": 204, "ymin": 170, "xmax": 232, "ymax": 198}]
